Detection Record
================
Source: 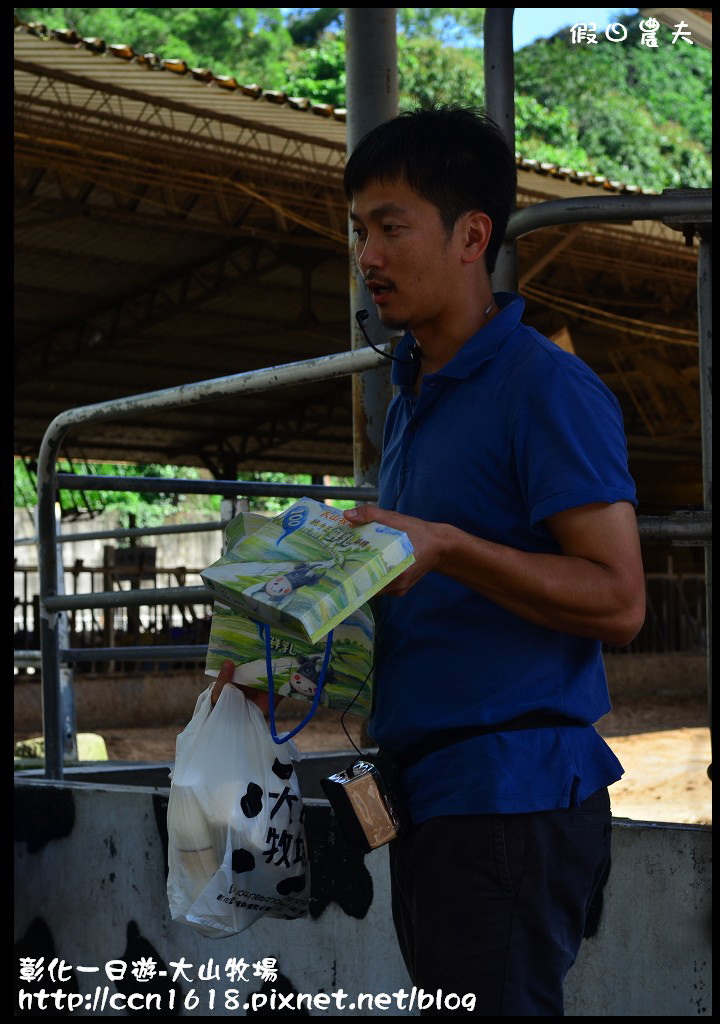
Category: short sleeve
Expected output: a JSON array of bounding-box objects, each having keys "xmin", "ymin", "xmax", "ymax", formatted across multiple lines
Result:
[{"xmin": 511, "ymin": 352, "xmax": 637, "ymax": 526}]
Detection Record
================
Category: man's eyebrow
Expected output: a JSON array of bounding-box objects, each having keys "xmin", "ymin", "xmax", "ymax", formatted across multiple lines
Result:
[{"xmin": 350, "ymin": 202, "xmax": 410, "ymax": 222}]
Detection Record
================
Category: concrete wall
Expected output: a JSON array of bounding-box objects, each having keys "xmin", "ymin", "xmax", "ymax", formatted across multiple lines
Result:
[
  {"xmin": 14, "ymin": 652, "xmax": 710, "ymax": 734},
  {"xmin": 13, "ymin": 510, "xmax": 226, "ymax": 582},
  {"xmin": 14, "ymin": 762, "xmax": 711, "ymax": 1017}
]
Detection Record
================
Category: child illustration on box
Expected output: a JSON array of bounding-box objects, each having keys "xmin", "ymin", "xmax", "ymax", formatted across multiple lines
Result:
[
  {"xmin": 222, "ymin": 654, "xmax": 333, "ymax": 707},
  {"xmin": 278, "ymin": 656, "xmax": 334, "ymax": 706},
  {"xmin": 242, "ymin": 559, "xmax": 335, "ymax": 610}
]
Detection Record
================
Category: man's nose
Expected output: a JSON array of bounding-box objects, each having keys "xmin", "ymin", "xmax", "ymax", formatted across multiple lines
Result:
[{"xmin": 356, "ymin": 233, "xmax": 384, "ymax": 272}]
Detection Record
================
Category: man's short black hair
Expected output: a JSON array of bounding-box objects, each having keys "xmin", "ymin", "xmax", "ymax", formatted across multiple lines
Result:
[{"xmin": 343, "ymin": 105, "xmax": 517, "ymax": 275}]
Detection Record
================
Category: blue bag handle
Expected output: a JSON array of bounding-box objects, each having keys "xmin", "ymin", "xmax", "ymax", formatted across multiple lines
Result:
[{"xmin": 257, "ymin": 622, "xmax": 334, "ymax": 744}]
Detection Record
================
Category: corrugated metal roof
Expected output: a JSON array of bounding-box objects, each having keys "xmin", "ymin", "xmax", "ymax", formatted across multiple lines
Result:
[
  {"xmin": 15, "ymin": 19, "xmax": 660, "ymax": 197},
  {"xmin": 14, "ymin": 21, "xmax": 347, "ymax": 149}
]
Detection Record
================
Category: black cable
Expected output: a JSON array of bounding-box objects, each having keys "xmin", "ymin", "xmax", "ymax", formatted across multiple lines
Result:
[
  {"xmin": 355, "ymin": 309, "xmax": 418, "ymax": 365},
  {"xmin": 339, "ymin": 598, "xmax": 392, "ymax": 756}
]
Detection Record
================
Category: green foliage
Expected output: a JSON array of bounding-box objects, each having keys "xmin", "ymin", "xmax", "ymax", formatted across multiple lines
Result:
[
  {"xmin": 13, "ymin": 457, "xmax": 221, "ymax": 528},
  {"xmin": 14, "ymin": 458, "xmax": 40, "ymax": 509},
  {"xmin": 90, "ymin": 462, "xmax": 222, "ymax": 529},
  {"xmin": 240, "ymin": 472, "xmax": 356, "ymax": 514},
  {"xmin": 397, "ymin": 8, "xmax": 485, "ymax": 46},
  {"xmin": 284, "ymin": 7, "xmax": 342, "ymax": 46},
  {"xmin": 397, "ymin": 35, "xmax": 484, "ymax": 110},
  {"xmin": 513, "ymin": 15, "xmax": 712, "ymax": 189},
  {"xmin": 15, "ymin": 7, "xmax": 294, "ymax": 85},
  {"xmin": 281, "ymin": 8, "xmax": 711, "ymax": 190},
  {"xmin": 514, "ymin": 94, "xmax": 591, "ymax": 170},
  {"xmin": 282, "ymin": 34, "xmax": 346, "ymax": 105},
  {"xmin": 13, "ymin": 458, "xmax": 357, "ymax": 523},
  {"xmin": 282, "ymin": 8, "xmax": 484, "ymax": 48}
]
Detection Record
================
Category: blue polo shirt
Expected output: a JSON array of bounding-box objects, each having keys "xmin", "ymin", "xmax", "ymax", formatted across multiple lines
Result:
[{"xmin": 371, "ymin": 293, "xmax": 634, "ymax": 822}]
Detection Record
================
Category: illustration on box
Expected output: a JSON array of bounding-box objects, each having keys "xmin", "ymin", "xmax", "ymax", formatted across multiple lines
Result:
[
  {"xmin": 206, "ymin": 601, "xmax": 376, "ymax": 716},
  {"xmin": 201, "ymin": 500, "xmax": 415, "ymax": 716},
  {"xmin": 201, "ymin": 497, "xmax": 414, "ymax": 644}
]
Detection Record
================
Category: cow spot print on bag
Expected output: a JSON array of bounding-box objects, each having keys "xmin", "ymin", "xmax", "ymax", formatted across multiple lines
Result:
[
  {"xmin": 271, "ymin": 758, "xmax": 294, "ymax": 780},
  {"xmin": 240, "ymin": 782, "xmax": 264, "ymax": 818},
  {"xmin": 276, "ymin": 873, "xmax": 307, "ymax": 895},
  {"xmin": 231, "ymin": 848, "xmax": 256, "ymax": 873}
]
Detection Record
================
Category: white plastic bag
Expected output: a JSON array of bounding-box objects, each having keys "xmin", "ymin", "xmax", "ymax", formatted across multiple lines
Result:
[{"xmin": 167, "ymin": 683, "xmax": 309, "ymax": 938}]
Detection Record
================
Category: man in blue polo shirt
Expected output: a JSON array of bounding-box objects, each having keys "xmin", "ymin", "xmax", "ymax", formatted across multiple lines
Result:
[{"xmin": 342, "ymin": 106, "xmax": 646, "ymax": 1015}]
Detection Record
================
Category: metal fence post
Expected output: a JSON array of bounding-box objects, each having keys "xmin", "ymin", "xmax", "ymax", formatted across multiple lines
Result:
[
  {"xmin": 697, "ymin": 230, "xmax": 712, "ymax": 733},
  {"xmin": 345, "ymin": 7, "xmax": 398, "ymax": 488},
  {"xmin": 54, "ymin": 507, "xmax": 78, "ymax": 761},
  {"xmin": 36, "ymin": 430, "xmax": 66, "ymax": 778},
  {"xmin": 484, "ymin": 7, "xmax": 519, "ymax": 293}
]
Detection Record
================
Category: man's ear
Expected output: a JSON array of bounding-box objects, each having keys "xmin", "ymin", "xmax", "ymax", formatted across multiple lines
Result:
[{"xmin": 460, "ymin": 210, "xmax": 493, "ymax": 264}]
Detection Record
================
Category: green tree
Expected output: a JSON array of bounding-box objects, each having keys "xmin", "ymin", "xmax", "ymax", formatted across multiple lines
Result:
[
  {"xmin": 13, "ymin": 457, "xmax": 222, "ymax": 527},
  {"xmin": 514, "ymin": 94, "xmax": 591, "ymax": 170},
  {"xmin": 279, "ymin": 11, "xmax": 487, "ymax": 111},
  {"xmin": 397, "ymin": 34, "xmax": 484, "ymax": 110},
  {"xmin": 13, "ymin": 458, "xmax": 356, "ymax": 520},
  {"xmin": 512, "ymin": 15, "xmax": 712, "ymax": 188},
  {"xmin": 282, "ymin": 33, "xmax": 346, "ymax": 105},
  {"xmin": 284, "ymin": 7, "xmax": 342, "ymax": 46},
  {"xmin": 15, "ymin": 7, "xmax": 294, "ymax": 85},
  {"xmin": 396, "ymin": 7, "xmax": 485, "ymax": 46}
]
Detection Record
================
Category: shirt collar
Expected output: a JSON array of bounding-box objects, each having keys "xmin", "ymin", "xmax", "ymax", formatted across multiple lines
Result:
[{"xmin": 391, "ymin": 292, "xmax": 525, "ymax": 388}]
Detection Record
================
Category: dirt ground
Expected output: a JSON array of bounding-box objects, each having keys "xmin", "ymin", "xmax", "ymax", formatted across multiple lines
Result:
[{"xmin": 26, "ymin": 693, "xmax": 709, "ymax": 827}]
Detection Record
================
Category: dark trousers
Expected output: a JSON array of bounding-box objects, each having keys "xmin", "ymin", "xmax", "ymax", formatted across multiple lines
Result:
[{"xmin": 388, "ymin": 788, "xmax": 612, "ymax": 1016}]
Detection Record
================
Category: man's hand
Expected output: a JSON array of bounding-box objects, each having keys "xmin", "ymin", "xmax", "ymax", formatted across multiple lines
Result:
[
  {"xmin": 343, "ymin": 504, "xmax": 450, "ymax": 595},
  {"xmin": 210, "ymin": 659, "xmax": 282, "ymax": 714}
]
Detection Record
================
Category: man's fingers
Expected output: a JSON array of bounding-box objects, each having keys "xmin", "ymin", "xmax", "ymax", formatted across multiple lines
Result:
[
  {"xmin": 344, "ymin": 503, "xmax": 392, "ymax": 526},
  {"xmin": 211, "ymin": 659, "xmax": 236, "ymax": 706},
  {"xmin": 210, "ymin": 662, "xmax": 285, "ymax": 714},
  {"xmin": 343, "ymin": 504, "xmax": 372, "ymax": 524},
  {"xmin": 218, "ymin": 659, "xmax": 236, "ymax": 682}
]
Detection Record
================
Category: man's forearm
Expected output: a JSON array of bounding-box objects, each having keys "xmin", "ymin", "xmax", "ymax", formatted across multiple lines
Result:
[
  {"xmin": 433, "ymin": 523, "xmax": 641, "ymax": 646},
  {"xmin": 345, "ymin": 503, "xmax": 646, "ymax": 647}
]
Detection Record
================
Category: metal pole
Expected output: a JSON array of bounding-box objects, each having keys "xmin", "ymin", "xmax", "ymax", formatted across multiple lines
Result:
[
  {"xmin": 506, "ymin": 191, "xmax": 713, "ymax": 241},
  {"xmin": 697, "ymin": 231, "xmax": 712, "ymax": 740},
  {"xmin": 15, "ymin": 519, "xmax": 227, "ymax": 547},
  {"xmin": 37, "ymin": 444, "xmax": 64, "ymax": 778},
  {"xmin": 43, "ymin": 586, "xmax": 212, "ymax": 612},
  {"xmin": 345, "ymin": 7, "xmax": 398, "ymax": 487},
  {"xmin": 54, "ymin": 508, "xmax": 78, "ymax": 761},
  {"xmin": 53, "ymin": 476, "xmax": 381, "ymax": 500},
  {"xmin": 484, "ymin": 8, "xmax": 518, "ymax": 292}
]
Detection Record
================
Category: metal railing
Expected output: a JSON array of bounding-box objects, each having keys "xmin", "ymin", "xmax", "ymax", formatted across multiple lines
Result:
[
  {"xmin": 15, "ymin": 510, "xmax": 710, "ymax": 667},
  {"xmin": 34, "ymin": 352, "xmax": 387, "ymax": 777}
]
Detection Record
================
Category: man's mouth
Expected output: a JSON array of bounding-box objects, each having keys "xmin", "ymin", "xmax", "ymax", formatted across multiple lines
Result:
[{"xmin": 365, "ymin": 279, "xmax": 393, "ymax": 301}]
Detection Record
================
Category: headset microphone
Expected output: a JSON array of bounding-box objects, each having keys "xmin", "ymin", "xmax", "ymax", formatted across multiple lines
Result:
[{"xmin": 354, "ymin": 309, "xmax": 419, "ymax": 365}]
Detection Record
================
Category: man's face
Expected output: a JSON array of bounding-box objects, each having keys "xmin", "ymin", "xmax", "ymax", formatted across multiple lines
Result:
[{"xmin": 350, "ymin": 177, "xmax": 464, "ymax": 337}]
